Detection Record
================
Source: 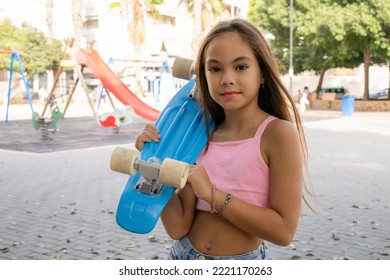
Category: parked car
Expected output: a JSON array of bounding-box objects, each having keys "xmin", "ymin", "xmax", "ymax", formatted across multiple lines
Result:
[
  {"xmin": 318, "ymin": 87, "xmax": 349, "ymax": 99},
  {"xmin": 369, "ymin": 88, "xmax": 389, "ymax": 99}
]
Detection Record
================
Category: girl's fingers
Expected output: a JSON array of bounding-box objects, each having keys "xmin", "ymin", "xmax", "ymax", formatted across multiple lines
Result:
[
  {"xmin": 145, "ymin": 131, "xmax": 160, "ymax": 142},
  {"xmin": 135, "ymin": 124, "xmax": 161, "ymax": 151},
  {"xmin": 143, "ymin": 124, "xmax": 160, "ymax": 141}
]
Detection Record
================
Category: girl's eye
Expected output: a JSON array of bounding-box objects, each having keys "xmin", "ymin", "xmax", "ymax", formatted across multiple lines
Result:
[
  {"xmin": 208, "ymin": 67, "xmax": 220, "ymax": 73},
  {"xmin": 236, "ymin": 65, "xmax": 248, "ymax": 71}
]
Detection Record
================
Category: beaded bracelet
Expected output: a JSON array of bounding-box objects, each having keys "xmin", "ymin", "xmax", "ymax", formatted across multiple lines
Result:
[{"xmin": 216, "ymin": 193, "xmax": 233, "ymax": 216}]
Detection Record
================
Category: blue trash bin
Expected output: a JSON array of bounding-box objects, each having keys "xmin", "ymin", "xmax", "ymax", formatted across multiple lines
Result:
[{"xmin": 342, "ymin": 96, "xmax": 354, "ymax": 115}]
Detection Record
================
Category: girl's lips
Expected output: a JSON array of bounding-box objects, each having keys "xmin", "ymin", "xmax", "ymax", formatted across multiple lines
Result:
[{"xmin": 221, "ymin": 91, "xmax": 240, "ymax": 99}]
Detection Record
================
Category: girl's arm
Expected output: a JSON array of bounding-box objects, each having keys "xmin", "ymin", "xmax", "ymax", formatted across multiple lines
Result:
[
  {"xmin": 134, "ymin": 124, "xmax": 197, "ymax": 240},
  {"xmin": 160, "ymin": 184, "xmax": 197, "ymax": 240},
  {"xmin": 190, "ymin": 120, "xmax": 303, "ymax": 246}
]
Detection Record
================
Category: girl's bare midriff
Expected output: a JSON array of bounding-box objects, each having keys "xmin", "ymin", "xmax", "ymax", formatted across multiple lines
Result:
[{"xmin": 187, "ymin": 211, "xmax": 263, "ymax": 256}]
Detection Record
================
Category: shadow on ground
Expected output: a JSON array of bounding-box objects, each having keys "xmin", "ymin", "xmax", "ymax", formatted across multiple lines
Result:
[
  {"xmin": 0, "ymin": 116, "xmax": 149, "ymax": 153},
  {"xmin": 0, "ymin": 110, "xmax": 341, "ymax": 153}
]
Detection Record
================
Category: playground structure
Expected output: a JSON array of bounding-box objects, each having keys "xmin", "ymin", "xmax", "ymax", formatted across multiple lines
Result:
[
  {"xmin": 2, "ymin": 41, "xmax": 180, "ymax": 138},
  {"xmin": 113, "ymin": 57, "xmax": 177, "ymax": 108},
  {"xmin": 71, "ymin": 48, "xmax": 135, "ymax": 132},
  {"xmin": 2, "ymin": 41, "xmax": 101, "ymax": 139},
  {"xmin": 1, "ymin": 49, "xmax": 35, "ymax": 123},
  {"xmin": 76, "ymin": 47, "xmax": 161, "ymax": 123},
  {"xmin": 1, "ymin": 49, "xmax": 63, "ymax": 140},
  {"xmin": 2, "ymin": 41, "xmax": 131, "ymax": 137}
]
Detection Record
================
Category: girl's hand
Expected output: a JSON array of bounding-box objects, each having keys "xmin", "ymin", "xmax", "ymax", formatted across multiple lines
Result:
[
  {"xmin": 135, "ymin": 124, "xmax": 160, "ymax": 151},
  {"xmin": 187, "ymin": 164, "xmax": 213, "ymax": 202}
]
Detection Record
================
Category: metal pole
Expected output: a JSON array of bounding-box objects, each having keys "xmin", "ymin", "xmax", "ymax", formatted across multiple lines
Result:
[{"xmin": 289, "ymin": 0, "xmax": 294, "ymax": 95}]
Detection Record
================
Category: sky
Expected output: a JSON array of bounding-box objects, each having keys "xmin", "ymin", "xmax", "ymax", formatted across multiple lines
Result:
[{"xmin": 0, "ymin": 0, "xmax": 73, "ymax": 39}]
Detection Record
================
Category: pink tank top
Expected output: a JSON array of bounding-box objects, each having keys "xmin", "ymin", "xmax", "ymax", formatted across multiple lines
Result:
[{"xmin": 196, "ymin": 116, "xmax": 277, "ymax": 211}]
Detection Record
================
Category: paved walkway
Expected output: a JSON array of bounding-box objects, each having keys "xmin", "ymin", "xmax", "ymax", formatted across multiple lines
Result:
[{"xmin": 0, "ymin": 105, "xmax": 389, "ymax": 260}]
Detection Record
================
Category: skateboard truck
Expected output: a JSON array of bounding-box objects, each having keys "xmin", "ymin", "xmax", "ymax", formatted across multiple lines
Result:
[
  {"xmin": 135, "ymin": 157, "xmax": 164, "ymax": 195},
  {"xmin": 111, "ymin": 59, "xmax": 210, "ymax": 233},
  {"xmin": 110, "ymin": 147, "xmax": 189, "ymax": 195}
]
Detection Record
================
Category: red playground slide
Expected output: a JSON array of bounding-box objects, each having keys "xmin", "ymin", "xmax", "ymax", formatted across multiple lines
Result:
[{"xmin": 77, "ymin": 48, "xmax": 160, "ymax": 122}]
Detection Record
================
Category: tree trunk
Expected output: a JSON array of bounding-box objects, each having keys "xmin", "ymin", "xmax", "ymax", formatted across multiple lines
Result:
[
  {"xmin": 46, "ymin": 0, "xmax": 54, "ymax": 90},
  {"xmin": 71, "ymin": 0, "xmax": 83, "ymax": 51},
  {"xmin": 132, "ymin": 0, "xmax": 145, "ymax": 97},
  {"xmin": 191, "ymin": 0, "xmax": 202, "ymax": 59},
  {"xmin": 363, "ymin": 50, "xmax": 370, "ymax": 100},
  {"xmin": 315, "ymin": 67, "xmax": 328, "ymax": 93},
  {"xmin": 71, "ymin": 0, "xmax": 84, "ymax": 104},
  {"xmin": 46, "ymin": 0, "xmax": 54, "ymax": 38}
]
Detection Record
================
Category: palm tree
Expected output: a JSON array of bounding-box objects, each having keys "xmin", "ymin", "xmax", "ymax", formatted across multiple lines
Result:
[
  {"xmin": 109, "ymin": 0, "xmax": 163, "ymax": 96},
  {"xmin": 71, "ymin": 0, "xmax": 83, "ymax": 52},
  {"xmin": 179, "ymin": 0, "xmax": 224, "ymax": 57},
  {"xmin": 45, "ymin": 0, "xmax": 54, "ymax": 38}
]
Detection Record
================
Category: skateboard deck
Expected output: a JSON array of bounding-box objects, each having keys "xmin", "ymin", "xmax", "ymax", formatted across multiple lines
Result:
[{"xmin": 112, "ymin": 78, "xmax": 214, "ymax": 234}]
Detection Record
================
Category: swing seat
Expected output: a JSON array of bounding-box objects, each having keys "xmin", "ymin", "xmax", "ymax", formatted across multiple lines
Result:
[
  {"xmin": 112, "ymin": 107, "xmax": 134, "ymax": 125},
  {"xmin": 119, "ymin": 106, "xmax": 134, "ymax": 125},
  {"xmin": 112, "ymin": 108, "xmax": 129, "ymax": 126},
  {"xmin": 99, "ymin": 113, "xmax": 118, "ymax": 127},
  {"xmin": 99, "ymin": 107, "xmax": 133, "ymax": 128}
]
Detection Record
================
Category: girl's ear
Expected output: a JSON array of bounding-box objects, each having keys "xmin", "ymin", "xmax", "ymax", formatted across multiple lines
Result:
[{"xmin": 260, "ymin": 75, "xmax": 265, "ymax": 86}]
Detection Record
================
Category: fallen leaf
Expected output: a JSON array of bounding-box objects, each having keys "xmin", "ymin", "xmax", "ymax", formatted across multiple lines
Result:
[
  {"xmin": 0, "ymin": 247, "xmax": 9, "ymax": 253},
  {"xmin": 148, "ymin": 235, "xmax": 157, "ymax": 242},
  {"xmin": 332, "ymin": 233, "xmax": 340, "ymax": 241}
]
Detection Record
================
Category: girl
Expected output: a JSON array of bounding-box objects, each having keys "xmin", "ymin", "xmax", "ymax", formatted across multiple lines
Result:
[{"xmin": 135, "ymin": 18, "xmax": 309, "ymax": 260}]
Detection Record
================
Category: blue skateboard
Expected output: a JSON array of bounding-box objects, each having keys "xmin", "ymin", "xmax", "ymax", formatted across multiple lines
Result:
[{"xmin": 110, "ymin": 58, "xmax": 213, "ymax": 234}]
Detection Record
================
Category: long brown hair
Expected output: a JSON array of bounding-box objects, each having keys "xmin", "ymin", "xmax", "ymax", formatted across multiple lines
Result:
[{"xmin": 195, "ymin": 18, "xmax": 314, "ymax": 207}]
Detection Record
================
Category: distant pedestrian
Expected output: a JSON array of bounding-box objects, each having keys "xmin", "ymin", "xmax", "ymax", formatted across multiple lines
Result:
[
  {"xmin": 296, "ymin": 89, "xmax": 302, "ymax": 103},
  {"xmin": 38, "ymin": 84, "xmax": 49, "ymax": 105},
  {"xmin": 299, "ymin": 86, "xmax": 310, "ymax": 113}
]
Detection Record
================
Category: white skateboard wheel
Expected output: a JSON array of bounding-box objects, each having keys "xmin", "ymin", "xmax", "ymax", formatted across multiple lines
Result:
[
  {"xmin": 110, "ymin": 146, "xmax": 140, "ymax": 175},
  {"xmin": 172, "ymin": 57, "xmax": 195, "ymax": 80},
  {"xmin": 159, "ymin": 158, "xmax": 189, "ymax": 189}
]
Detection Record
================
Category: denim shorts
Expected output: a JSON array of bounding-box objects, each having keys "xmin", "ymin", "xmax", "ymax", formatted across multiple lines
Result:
[{"xmin": 167, "ymin": 236, "xmax": 266, "ymax": 260}]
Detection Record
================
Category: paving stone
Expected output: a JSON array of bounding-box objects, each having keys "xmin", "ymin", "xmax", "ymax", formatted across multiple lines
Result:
[{"xmin": 1, "ymin": 111, "xmax": 390, "ymax": 260}]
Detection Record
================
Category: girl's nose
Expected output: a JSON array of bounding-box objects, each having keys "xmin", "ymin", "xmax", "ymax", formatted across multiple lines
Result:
[{"xmin": 221, "ymin": 70, "xmax": 235, "ymax": 86}]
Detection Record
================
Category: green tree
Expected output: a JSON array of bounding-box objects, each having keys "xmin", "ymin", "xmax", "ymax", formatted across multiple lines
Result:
[
  {"xmin": 0, "ymin": 20, "xmax": 63, "ymax": 75},
  {"xmin": 332, "ymin": 0, "xmax": 390, "ymax": 99},
  {"xmin": 20, "ymin": 23, "xmax": 63, "ymax": 74},
  {"xmin": 0, "ymin": 19, "xmax": 24, "ymax": 70},
  {"xmin": 248, "ymin": 0, "xmax": 362, "ymax": 91},
  {"xmin": 294, "ymin": 1, "xmax": 363, "ymax": 92},
  {"xmin": 248, "ymin": 0, "xmax": 390, "ymax": 99}
]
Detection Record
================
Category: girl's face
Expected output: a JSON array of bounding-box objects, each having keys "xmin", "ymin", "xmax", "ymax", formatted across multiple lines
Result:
[{"xmin": 203, "ymin": 31, "xmax": 263, "ymax": 113}]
